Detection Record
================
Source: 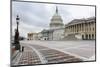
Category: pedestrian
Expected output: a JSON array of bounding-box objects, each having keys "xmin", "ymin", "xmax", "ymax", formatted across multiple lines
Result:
[{"xmin": 22, "ymin": 46, "xmax": 24, "ymax": 52}]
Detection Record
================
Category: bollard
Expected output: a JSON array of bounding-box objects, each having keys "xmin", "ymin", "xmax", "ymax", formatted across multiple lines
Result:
[{"xmin": 22, "ymin": 46, "xmax": 24, "ymax": 52}]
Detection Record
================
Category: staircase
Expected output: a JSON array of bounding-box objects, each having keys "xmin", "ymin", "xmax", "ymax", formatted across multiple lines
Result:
[{"xmin": 62, "ymin": 34, "xmax": 78, "ymax": 40}]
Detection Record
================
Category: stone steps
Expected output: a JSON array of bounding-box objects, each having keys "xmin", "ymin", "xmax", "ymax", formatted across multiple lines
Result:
[{"xmin": 62, "ymin": 34, "xmax": 78, "ymax": 40}]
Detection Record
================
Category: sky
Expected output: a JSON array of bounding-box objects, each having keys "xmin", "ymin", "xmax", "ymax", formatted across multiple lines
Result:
[{"xmin": 12, "ymin": 1, "xmax": 95, "ymax": 38}]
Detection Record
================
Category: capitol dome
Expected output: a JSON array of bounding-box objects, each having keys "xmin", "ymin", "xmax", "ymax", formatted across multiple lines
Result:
[{"xmin": 50, "ymin": 6, "xmax": 64, "ymax": 29}]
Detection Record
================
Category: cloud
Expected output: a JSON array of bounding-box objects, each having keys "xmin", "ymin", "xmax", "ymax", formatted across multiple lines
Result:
[
  {"xmin": 12, "ymin": 2, "xmax": 49, "ymax": 27},
  {"xmin": 12, "ymin": 1, "xmax": 95, "ymax": 37}
]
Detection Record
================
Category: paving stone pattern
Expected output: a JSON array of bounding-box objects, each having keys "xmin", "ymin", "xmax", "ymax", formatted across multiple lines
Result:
[
  {"xmin": 13, "ymin": 45, "xmax": 82, "ymax": 65},
  {"xmin": 18, "ymin": 47, "xmax": 41, "ymax": 65}
]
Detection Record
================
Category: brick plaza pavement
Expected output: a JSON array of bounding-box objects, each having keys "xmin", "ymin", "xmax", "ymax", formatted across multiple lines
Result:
[
  {"xmin": 12, "ymin": 44, "xmax": 83, "ymax": 66},
  {"xmin": 18, "ymin": 47, "xmax": 41, "ymax": 65}
]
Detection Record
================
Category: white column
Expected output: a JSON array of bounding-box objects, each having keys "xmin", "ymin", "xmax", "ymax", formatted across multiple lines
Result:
[
  {"xmin": 81, "ymin": 24, "xmax": 82, "ymax": 32},
  {"xmin": 84, "ymin": 23, "xmax": 85, "ymax": 32},
  {"xmin": 75, "ymin": 25, "xmax": 76, "ymax": 33},
  {"xmin": 73, "ymin": 25, "xmax": 74, "ymax": 33}
]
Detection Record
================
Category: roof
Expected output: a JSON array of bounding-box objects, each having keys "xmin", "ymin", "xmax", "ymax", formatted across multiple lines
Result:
[
  {"xmin": 41, "ymin": 29, "xmax": 54, "ymax": 33},
  {"xmin": 50, "ymin": 7, "xmax": 64, "ymax": 25},
  {"xmin": 27, "ymin": 32, "xmax": 38, "ymax": 35},
  {"xmin": 65, "ymin": 17, "xmax": 96, "ymax": 27}
]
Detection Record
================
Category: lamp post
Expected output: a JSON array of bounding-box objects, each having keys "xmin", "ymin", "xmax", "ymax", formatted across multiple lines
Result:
[{"xmin": 14, "ymin": 15, "xmax": 20, "ymax": 51}]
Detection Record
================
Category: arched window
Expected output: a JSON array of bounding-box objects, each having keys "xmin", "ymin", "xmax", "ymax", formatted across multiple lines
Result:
[
  {"xmin": 82, "ymin": 35, "xmax": 84, "ymax": 40},
  {"xmin": 93, "ymin": 27, "xmax": 94, "ymax": 31},
  {"xmin": 45, "ymin": 38, "xmax": 46, "ymax": 40},
  {"xmin": 89, "ymin": 34, "xmax": 91, "ymax": 40},
  {"xmin": 92, "ymin": 34, "xmax": 94, "ymax": 39},
  {"xmin": 85, "ymin": 34, "xmax": 88, "ymax": 40}
]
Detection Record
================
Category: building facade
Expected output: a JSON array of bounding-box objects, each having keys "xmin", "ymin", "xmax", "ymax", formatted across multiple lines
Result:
[
  {"xmin": 52, "ymin": 28, "xmax": 64, "ymax": 40},
  {"xmin": 27, "ymin": 33, "xmax": 33, "ymax": 40},
  {"xmin": 65, "ymin": 17, "xmax": 96, "ymax": 40},
  {"xmin": 27, "ymin": 6, "xmax": 96, "ymax": 40},
  {"xmin": 41, "ymin": 29, "xmax": 49, "ymax": 40},
  {"xmin": 37, "ymin": 32, "xmax": 42, "ymax": 40},
  {"xmin": 27, "ymin": 33, "xmax": 38, "ymax": 40}
]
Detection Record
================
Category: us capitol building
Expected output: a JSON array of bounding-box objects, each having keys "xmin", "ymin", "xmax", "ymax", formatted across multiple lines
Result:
[{"xmin": 27, "ymin": 7, "xmax": 96, "ymax": 40}]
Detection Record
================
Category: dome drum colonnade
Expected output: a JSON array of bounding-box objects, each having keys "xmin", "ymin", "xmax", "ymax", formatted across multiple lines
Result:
[{"xmin": 50, "ymin": 6, "xmax": 64, "ymax": 30}]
